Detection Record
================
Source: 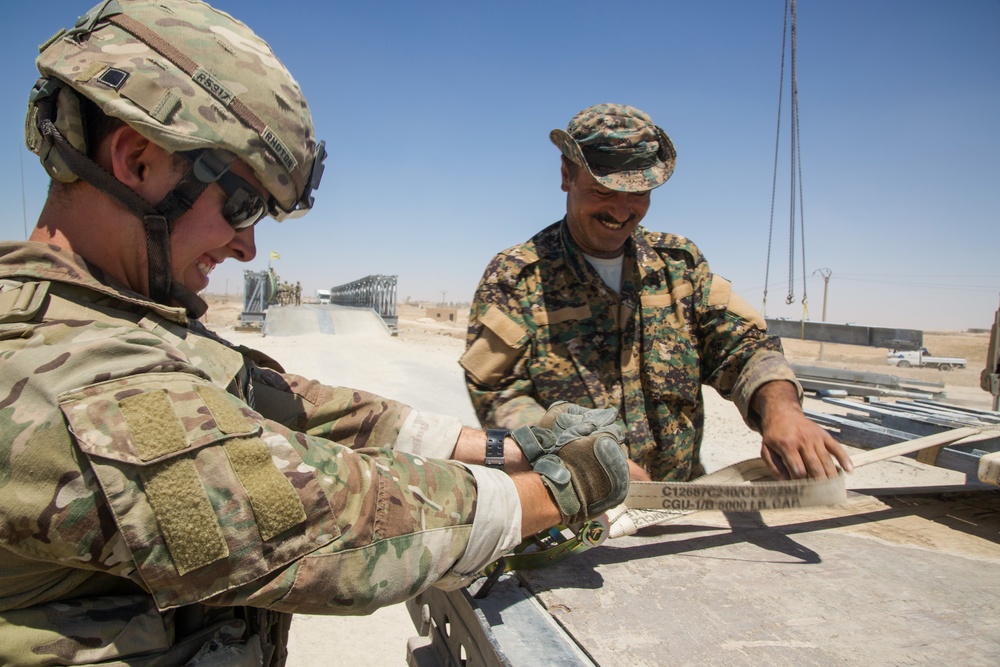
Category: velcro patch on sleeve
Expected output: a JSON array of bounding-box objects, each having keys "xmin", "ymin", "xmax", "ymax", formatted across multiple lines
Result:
[
  {"xmin": 461, "ymin": 306, "xmax": 529, "ymax": 387},
  {"xmin": 118, "ymin": 389, "xmax": 230, "ymax": 573},
  {"xmin": 60, "ymin": 373, "xmax": 337, "ymax": 609},
  {"xmin": 225, "ymin": 436, "xmax": 307, "ymax": 540},
  {"xmin": 707, "ymin": 274, "xmax": 733, "ymax": 307},
  {"xmin": 140, "ymin": 457, "xmax": 229, "ymax": 575},
  {"xmin": 534, "ymin": 305, "xmax": 592, "ymax": 326},
  {"xmin": 119, "ymin": 390, "xmax": 188, "ymax": 460},
  {"xmin": 197, "ymin": 385, "xmax": 254, "ymax": 433},
  {"xmin": 708, "ymin": 274, "xmax": 766, "ymax": 328},
  {"xmin": 481, "ymin": 305, "xmax": 528, "ymax": 348},
  {"xmin": 727, "ymin": 292, "xmax": 767, "ymax": 329},
  {"xmin": 640, "ymin": 283, "xmax": 694, "ymax": 308}
]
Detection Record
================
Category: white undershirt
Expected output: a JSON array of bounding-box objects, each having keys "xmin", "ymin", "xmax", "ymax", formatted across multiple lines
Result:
[{"xmin": 583, "ymin": 253, "xmax": 625, "ymax": 293}]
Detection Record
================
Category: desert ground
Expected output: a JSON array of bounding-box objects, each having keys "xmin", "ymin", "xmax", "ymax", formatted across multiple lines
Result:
[{"xmin": 198, "ymin": 294, "xmax": 995, "ymax": 665}]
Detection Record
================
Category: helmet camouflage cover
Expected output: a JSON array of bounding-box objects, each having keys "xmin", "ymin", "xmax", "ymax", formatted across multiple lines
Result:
[{"xmin": 25, "ymin": 0, "xmax": 324, "ymax": 220}]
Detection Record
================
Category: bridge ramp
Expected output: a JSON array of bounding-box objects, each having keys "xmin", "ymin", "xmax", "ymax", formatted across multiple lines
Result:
[{"xmin": 262, "ymin": 305, "xmax": 389, "ymax": 337}]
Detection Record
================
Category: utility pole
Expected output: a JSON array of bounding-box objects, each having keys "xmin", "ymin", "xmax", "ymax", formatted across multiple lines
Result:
[{"xmin": 813, "ymin": 268, "xmax": 832, "ymax": 361}]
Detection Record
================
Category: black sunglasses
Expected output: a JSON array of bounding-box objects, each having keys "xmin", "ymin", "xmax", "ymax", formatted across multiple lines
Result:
[
  {"xmin": 186, "ymin": 150, "xmax": 269, "ymax": 230},
  {"xmin": 215, "ymin": 169, "xmax": 268, "ymax": 230}
]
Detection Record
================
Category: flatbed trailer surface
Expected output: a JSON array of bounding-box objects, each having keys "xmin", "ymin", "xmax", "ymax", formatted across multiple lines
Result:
[{"xmin": 408, "ymin": 488, "xmax": 1000, "ymax": 666}]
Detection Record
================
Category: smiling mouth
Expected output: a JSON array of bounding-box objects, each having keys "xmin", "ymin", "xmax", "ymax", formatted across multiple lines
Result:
[
  {"xmin": 595, "ymin": 213, "xmax": 633, "ymax": 231},
  {"xmin": 196, "ymin": 260, "xmax": 216, "ymax": 277}
]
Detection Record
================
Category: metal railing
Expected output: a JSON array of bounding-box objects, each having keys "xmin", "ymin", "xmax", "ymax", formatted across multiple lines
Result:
[{"xmin": 330, "ymin": 274, "xmax": 398, "ymax": 333}]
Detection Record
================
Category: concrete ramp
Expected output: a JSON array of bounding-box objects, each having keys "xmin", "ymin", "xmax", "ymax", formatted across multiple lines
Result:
[{"xmin": 263, "ymin": 305, "xmax": 390, "ymax": 337}]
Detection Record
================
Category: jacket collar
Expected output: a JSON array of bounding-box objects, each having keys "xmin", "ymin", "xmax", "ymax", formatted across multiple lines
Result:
[{"xmin": 0, "ymin": 241, "xmax": 197, "ymax": 325}]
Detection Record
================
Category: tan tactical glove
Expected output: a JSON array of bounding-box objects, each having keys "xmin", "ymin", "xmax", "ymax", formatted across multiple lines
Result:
[
  {"xmin": 529, "ymin": 423, "xmax": 629, "ymax": 526},
  {"xmin": 538, "ymin": 401, "xmax": 618, "ymax": 434},
  {"xmin": 509, "ymin": 401, "xmax": 620, "ymax": 463}
]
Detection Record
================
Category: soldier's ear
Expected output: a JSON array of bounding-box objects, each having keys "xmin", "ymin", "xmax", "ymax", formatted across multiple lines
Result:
[
  {"xmin": 560, "ymin": 157, "xmax": 573, "ymax": 193},
  {"xmin": 104, "ymin": 126, "xmax": 167, "ymax": 192}
]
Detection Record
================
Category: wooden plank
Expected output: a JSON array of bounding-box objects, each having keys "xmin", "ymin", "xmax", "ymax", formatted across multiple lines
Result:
[
  {"xmin": 916, "ymin": 444, "xmax": 944, "ymax": 466},
  {"xmin": 850, "ymin": 427, "xmax": 979, "ymax": 467},
  {"xmin": 979, "ymin": 450, "xmax": 1000, "ymax": 486}
]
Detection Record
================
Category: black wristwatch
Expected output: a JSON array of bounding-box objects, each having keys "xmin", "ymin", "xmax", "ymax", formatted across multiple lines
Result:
[{"xmin": 484, "ymin": 428, "xmax": 510, "ymax": 470}]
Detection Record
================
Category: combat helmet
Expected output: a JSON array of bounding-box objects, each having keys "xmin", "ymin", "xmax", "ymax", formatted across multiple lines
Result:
[{"xmin": 24, "ymin": 0, "xmax": 326, "ymax": 316}]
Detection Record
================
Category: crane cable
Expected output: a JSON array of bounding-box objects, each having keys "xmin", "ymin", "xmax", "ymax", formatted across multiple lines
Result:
[{"xmin": 762, "ymin": 0, "xmax": 809, "ymax": 322}]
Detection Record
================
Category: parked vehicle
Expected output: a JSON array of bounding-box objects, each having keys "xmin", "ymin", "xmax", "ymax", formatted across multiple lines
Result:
[
  {"xmin": 886, "ymin": 348, "xmax": 967, "ymax": 371},
  {"xmin": 316, "ymin": 289, "xmax": 331, "ymax": 305}
]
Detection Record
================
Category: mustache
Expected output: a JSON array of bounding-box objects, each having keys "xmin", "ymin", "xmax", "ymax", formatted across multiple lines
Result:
[{"xmin": 594, "ymin": 212, "xmax": 637, "ymax": 226}]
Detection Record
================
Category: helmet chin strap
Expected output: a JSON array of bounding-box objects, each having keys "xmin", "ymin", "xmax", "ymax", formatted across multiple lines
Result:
[{"xmin": 37, "ymin": 107, "xmax": 234, "ymax": 319}]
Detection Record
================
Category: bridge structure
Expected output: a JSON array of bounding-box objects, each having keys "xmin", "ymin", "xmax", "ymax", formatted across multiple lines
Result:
[
  {"xmin": 240, "ymin": 269, "xmax": 279, "ymax": 329},
  {"xmin": 238, "ymin": 271, "xmax": 399, "ymax": 335},
  {"xmin": 329, "ymin": 274, "xmax": 398, "ymax": 334}
]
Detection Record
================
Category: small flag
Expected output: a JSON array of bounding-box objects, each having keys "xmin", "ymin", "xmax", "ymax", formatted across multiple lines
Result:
[{"xmin": 270, "ymin": 251, "xmax": 281, "ymax": 260}]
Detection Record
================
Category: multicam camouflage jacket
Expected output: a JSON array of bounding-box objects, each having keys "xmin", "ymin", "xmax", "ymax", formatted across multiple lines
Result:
[
  {"xmin": 462, "ymin": 220, "xmax": 800, "ymax": 482},
  {"xmin": 0, "ymin": 242, "xmax": 519, "ymax": 666}
]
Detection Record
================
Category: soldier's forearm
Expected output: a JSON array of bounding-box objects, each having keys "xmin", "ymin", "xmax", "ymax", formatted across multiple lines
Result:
[
  {"xmin": 750, "ymin": 379, "xmax": 803, "ymax": 426},
  {"xmin": 511, "ymin": 473, "xmax": 562, "ymax": 537},
  {"xmin": 453, "ymin": 426, "xmax": 531, "ymax": 473}
]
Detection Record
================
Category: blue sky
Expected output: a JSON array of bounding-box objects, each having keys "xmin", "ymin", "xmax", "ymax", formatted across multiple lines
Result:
[{"xmin": 2, "ymin": 0, "xmax": 998, "ymax": 331}]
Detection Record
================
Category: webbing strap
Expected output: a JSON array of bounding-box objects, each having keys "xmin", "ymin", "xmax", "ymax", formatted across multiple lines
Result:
[
  {"xmin": 482, "ymin": 427, "xmax": 984, "ymax": 580},
  {"xmin": 40, "ymin": 114, "xmax": 156, "ymax": 220},
  {"xmin": 143, "ymin": 214, "xmax": 172, "ymax": 307},
  {"xmin": 610, "ymin": 426, "xmax": 982, "ymax": 538}
]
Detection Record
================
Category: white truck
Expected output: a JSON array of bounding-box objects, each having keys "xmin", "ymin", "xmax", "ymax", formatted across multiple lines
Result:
[
  {"xmin": 316, "ymin": 289, "xmax": 331, "ymax": 305},
  {"xmin": 886, "ymin": 348, "xmax": 967, "ymax": 371}
]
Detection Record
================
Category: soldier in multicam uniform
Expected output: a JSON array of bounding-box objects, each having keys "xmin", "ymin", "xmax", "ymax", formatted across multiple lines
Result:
[
  {"xmin": 0, "ymin": 4, "xmax": 630, "ymax": 665},
  {"xmin": 463, "ymin": 103, "xmax": 854, "ymax": 483}
]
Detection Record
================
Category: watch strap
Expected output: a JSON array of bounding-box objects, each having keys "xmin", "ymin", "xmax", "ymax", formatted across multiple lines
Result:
[{"xmin": 484, "ymin": 428, "xmax": 509, "ymax": 470}]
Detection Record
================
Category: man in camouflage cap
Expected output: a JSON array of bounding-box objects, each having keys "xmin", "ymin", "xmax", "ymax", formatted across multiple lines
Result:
[
  {"xmin": 463, "ymin": 103, "xmax": 854, "ymax": 483},
  {"xmin": 0, "ymin": 4, "xmax": 630, "ymax": 665}
]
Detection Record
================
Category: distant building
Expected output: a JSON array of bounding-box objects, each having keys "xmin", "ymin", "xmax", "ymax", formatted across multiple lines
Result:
[{"xmin": 426, "ymin": 307, "xmax": 458, "ymax": 322}]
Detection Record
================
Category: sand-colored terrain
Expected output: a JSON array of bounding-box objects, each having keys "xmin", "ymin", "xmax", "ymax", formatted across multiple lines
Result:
[{"xmin": 204, "ymin": 293, "xmax": 995, "ymax": 410}]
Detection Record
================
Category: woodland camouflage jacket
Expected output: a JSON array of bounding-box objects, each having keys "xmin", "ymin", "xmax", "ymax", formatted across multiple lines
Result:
[
  {"xmin": 462, "ymin": 220, "xmax": 800, "ymax": 481},
  {"xmin": 0, "ymin": 241, "xmax": 518, "ymax": 666}
]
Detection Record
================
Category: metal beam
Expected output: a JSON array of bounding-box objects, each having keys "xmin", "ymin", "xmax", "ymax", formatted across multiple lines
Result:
[
  {"xmin": 766, "ymin": 318, "xmax": 923, "ymax": 349},
  {"xmin": 330, "ymin": 274, "xmax": 399, "ymax": 334}
]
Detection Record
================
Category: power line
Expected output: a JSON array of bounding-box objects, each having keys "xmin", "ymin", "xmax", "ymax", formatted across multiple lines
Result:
[
  {"xmin": 835, "ymin": 276, "xmax": 999, "ymax": 293},
  {"xmin": 836, "ymin": 273, "xmax": 1000, "ymax": 279},
  {"xmin": 750, "ymin": 275, "xmax": 999, "ymax": 296}
]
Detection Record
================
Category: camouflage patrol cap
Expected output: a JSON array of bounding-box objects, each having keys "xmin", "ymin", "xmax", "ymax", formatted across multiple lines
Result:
[
  {"xmin": 550, "ymin": 103, "xmax": 676, "ymax": 193},
  {"xmin": 26, "ymin": 0, "xmax": 324, "ymax": 221}
]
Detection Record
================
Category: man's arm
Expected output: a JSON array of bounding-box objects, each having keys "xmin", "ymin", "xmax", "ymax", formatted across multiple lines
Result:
[
  {"xmin": 455, "ymin": 407, "xmax": 631, "ymax": 531},
  {"xmin": 452, "ymin": 426, "xmax": 532, "ymax": 472},
  {"xmin": 511, "ymin": 473, "xmax": 563, "ymax": 535},
  {"xmin": 462, "ymin": 260, "xmax": 547, "ymax": 429},
  {"xmin": 751, "ymin": 380, "xmax": 854, "ymax": 479},
  {"xmin": 687, "ymin": 264, "xmax": 851, "ymax": 480}
]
